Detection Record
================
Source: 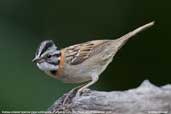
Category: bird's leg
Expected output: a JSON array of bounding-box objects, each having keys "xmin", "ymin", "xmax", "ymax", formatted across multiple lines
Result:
[
  {"xmin": 76, "ymin": 75, "xmax": 99, "ymax": 97},
  {"xmin": 63, "ymin": 75, "xmax": 99, "ymax": 105}
]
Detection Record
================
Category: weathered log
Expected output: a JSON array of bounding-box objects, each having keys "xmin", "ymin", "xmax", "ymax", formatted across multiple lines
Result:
[{"xmin": 48, "ymin": 80, "xmax": 171, "ymax": 114}]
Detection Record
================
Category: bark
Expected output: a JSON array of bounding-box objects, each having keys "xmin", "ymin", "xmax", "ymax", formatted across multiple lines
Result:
[{"xmin": 47, "ymin": 80, "xmax": 171, "ymax": 114}]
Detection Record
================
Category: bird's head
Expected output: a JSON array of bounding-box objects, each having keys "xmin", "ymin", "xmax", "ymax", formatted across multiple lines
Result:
[{"xmin": 32, "ymin": 40, "xmax": 61, "ymax": 72}]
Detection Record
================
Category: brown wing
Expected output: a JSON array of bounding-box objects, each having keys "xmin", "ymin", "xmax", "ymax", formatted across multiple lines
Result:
[{"xmin": 62, "ymin": 40, "xmax": 110, "ymax": 65}]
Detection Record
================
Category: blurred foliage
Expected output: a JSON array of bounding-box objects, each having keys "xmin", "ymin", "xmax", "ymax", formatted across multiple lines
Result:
[{"xmin": 0, "ymin": 0, "xmax": 170, "ymax": 111}]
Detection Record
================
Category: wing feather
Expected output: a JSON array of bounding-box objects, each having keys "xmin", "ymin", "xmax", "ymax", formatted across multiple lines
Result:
[{"xmin": 63, "ymin": 40, "xmax": 110, "ymax": 65}]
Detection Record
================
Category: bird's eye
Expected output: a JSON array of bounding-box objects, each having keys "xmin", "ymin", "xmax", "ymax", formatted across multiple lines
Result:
[{"xmin": 47, "ymin": 55, "xmax": 52, "ymax": 58}]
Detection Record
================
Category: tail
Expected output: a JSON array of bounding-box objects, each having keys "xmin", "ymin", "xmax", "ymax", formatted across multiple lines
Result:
[{"xmin": 114, "ymin": 21, "xmax": 155, "ymax": 50}]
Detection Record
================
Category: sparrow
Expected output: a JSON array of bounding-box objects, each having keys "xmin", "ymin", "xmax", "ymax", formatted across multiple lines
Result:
[{"xmin": 32, "ymin": 22, "xmax": 154, "ymax": 96}]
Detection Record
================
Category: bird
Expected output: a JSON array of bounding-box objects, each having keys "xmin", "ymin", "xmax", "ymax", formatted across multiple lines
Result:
[{"xmin": 32, "ymin": 22, "xmax": 154, "ymax": 97}]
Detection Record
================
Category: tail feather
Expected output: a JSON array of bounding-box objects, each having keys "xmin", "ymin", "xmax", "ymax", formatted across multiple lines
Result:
[{"xmin": 114, "ymin": 21, "xmax": 155, "ymax": 50}]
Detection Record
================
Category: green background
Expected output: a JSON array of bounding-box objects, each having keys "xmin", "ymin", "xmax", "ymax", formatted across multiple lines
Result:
[{"xmin": 0, "ymin": 0, "xmax": 170, "ymax": 111}]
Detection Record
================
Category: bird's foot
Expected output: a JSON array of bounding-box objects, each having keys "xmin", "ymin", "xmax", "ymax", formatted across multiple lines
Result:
[
  {"xmin": 62, "ymin": 87, "xmax": 78, "ymax": 105},
  {"xmin": 75, "ymin": 88, "xmax": 90, "ymax": 97},
  {"xmin": 62, "ymin": 83, "xmax": 89, "ymax": 105}
]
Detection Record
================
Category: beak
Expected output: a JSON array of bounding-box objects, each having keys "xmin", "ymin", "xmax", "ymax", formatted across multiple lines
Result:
[{"xmin": 32, "ymin": 57, "xmax": 40, "ymax": 63}]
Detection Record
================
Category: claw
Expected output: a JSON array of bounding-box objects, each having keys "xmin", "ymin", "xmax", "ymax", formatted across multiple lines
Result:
[{"xmin": 62, "ymin": 84, "xmax": 88, "ymax": 105}]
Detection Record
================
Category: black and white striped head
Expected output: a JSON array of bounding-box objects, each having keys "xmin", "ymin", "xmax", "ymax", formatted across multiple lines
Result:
[{"xmin": 32, "ymin": 40, "xmax": 61, "ymax": 72}]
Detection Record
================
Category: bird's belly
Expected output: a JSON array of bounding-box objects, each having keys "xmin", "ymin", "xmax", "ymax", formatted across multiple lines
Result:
[
  {"xmin": 61, "ymin": 53, "xmax": 114, "ymax": 84},
  {"xmin": 61, "ymin": 73, "xmax": 91, "ymax": 83}
]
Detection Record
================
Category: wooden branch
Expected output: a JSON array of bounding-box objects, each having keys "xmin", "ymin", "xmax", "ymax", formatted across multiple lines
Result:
[{"xmin": 47, "ymin": 80, "xmax": 171, "ymax": 114}]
